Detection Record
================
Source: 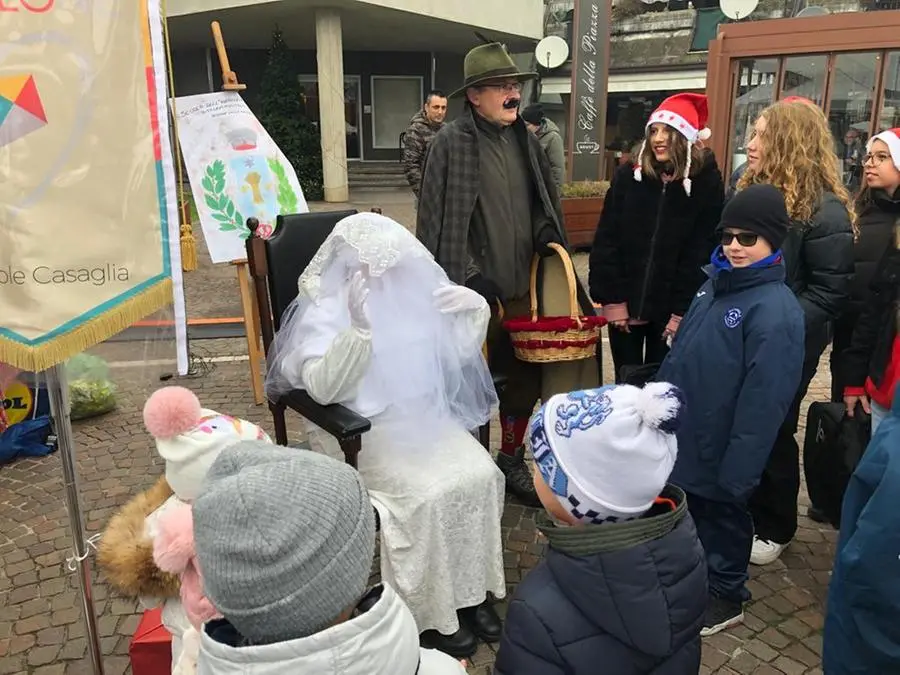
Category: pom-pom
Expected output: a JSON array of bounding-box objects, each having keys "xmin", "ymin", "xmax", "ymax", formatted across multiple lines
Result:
[
  {"xmin": 153, "ymin": 503, "xmax": 196, "ymax": 574},
  {"xmin": 683, "ymin": 177, "xmax": 692, "ymax": 196},
  {"xmin": 144, "ymin": 386, "xmax": 201, "ymax": 439},
  {"xmin": 636, "ymin": 382, "xmax": 684, "ymax": 434},
  {"xmin": 697, "ymin": 127, "xmax": 712, "ymax": 141},
  {"xmin": 633, "ymin": 166, "xmax": 642, "ymax": 182}
]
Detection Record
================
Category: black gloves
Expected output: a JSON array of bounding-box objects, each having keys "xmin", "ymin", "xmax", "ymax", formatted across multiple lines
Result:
[
  {"xmin": 535, "ymin": 225, "xmax": 564, "ymax": 258},
  {"xmin": 465, "ymin": 274, "xmax": 503, "ymax": 307}
]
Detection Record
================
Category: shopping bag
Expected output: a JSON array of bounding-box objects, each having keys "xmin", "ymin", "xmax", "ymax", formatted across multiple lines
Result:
[
  {"xmin": 0, "ymin": 367, "xmax": 54, "ymax": 464},
  {"xmin": 802, "ymin": 401, "xmax": 870, "ymax": 528},
  {"xmin": 66, "ymin": 353, "xmax": 118, "ymax": 420}
]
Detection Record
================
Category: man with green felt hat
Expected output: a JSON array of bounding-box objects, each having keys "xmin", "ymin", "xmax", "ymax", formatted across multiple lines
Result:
[{"xmin": 416, "ymin": 42, "xmax": 577, "ymax": 513}]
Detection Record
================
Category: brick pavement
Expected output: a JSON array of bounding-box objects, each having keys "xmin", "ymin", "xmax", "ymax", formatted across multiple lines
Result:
[{"xmin": 0, "ymin": 190, "xmax": 839, "ymax": 674}]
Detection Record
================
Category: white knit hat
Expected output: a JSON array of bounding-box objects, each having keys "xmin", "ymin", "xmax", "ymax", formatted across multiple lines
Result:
[
  {"xmin": 868, "ymin": 128, "xmax": 900, "ymax": 170},
  {"xmin": 143, "ymin": 386, "xmax": 272, "ymax": 501},
  {"xmin": 530, "ymin": 382, "xmax": 684, "ymax": 524}
]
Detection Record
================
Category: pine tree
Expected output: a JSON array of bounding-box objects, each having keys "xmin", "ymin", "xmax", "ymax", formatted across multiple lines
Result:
[{"xmin": 258, "ymin": 27, "xmax": 324, "ymax": 200}]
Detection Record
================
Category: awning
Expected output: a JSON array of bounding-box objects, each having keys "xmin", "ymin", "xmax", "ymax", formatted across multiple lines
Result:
[{"xmin": 541, "ymin": 69, "xmax": 707, "ymax": 95}]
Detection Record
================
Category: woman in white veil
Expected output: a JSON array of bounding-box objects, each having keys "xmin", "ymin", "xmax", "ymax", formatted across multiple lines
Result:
[{"xmin": 266, "ymin": 212, "xmax": 506, "ymax": 659}]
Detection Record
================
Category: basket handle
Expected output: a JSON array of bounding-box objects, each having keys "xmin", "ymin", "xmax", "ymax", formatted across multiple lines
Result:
[{"xmin": 529, "ymin": 242, "xmax": 581, "ymax": 328}]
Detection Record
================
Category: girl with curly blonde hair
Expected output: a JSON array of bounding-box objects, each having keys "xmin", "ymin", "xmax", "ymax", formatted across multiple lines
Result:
[{"xmin": 735, "ymin": 99, "xmax": 854, "ymax": 568}]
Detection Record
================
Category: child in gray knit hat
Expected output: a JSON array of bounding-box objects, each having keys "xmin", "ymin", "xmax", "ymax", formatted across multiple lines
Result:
[{"xmin": 192, "ymin": 440, "xmax": 466, "ymax": 674}]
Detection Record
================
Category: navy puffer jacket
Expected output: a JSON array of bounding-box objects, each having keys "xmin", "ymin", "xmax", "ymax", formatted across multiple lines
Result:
[{"xmin": 494, "ymin": 486, "xmax": 706, "ymax": 675}]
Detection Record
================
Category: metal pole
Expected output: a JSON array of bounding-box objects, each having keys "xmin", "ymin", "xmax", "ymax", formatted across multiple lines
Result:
[{"xmin": 45, "ymin": 363, "xmax": 105, "ymax": 675}]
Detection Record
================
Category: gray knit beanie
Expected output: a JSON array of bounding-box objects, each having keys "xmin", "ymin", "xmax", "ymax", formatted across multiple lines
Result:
[{"xmin": 192, "ymin": 441, "xmax": 376, "ymax": 644}]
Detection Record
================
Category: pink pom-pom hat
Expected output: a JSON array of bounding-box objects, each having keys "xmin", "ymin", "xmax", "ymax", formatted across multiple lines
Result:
[{"xmin": 142, "ymin": 386, "xmax": 272, "ymax": 502}]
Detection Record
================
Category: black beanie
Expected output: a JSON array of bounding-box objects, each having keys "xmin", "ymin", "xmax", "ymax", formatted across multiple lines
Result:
[
  {"xmin": 521, "ymin": 104, "xmax": 544, "ymax": 126},
  {"xmin": 718, "ymin": 184, "xmax": 790, "ymax": 250}
]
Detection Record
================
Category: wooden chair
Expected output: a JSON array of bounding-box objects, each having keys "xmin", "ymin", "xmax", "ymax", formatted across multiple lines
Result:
[
  {"xmin": 246, "ymin": 210, "xmax": 500, "ymax": 467},
  {"xmin": 246, "ymin": 209, "xmax": 370, "ymax": 467}
]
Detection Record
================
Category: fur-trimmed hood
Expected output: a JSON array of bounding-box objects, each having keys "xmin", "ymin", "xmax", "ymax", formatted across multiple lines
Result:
[{"xmin": 97, "ymin": 477, "xmax": 181, "ymax": 599}]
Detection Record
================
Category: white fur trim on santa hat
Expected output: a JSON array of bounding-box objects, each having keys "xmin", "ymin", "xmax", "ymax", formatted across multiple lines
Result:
[
  {"xmin": 155, "ymin": 409, "xmax": 272, "ymax": 502},
  {"xmin": 647, "ymin": 110, "xmax": 700, "ymax": 143},
  {"xmin": 530, "ymin": 384, "xmax": 683, "ymax": 523},
  {"xmin": 868, "ymin": 128, "xmax": 900, "ymax": 170}
]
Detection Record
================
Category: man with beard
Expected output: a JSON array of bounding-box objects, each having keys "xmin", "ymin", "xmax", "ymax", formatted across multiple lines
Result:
[
  {"xmin": 416, "ymin": 43, "xmax": 569, "ymax": 507},
  {"xmin": 402, "ymin": 90, "xmax": 448, "ymax": 198}
]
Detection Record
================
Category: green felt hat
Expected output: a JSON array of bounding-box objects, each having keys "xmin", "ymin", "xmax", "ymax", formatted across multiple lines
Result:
[{"xmin": 450, "ymin": 42, "xmax": 537, "ymax": 98}]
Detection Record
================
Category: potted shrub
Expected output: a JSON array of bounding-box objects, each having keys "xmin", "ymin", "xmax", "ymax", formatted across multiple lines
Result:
[{"xmin": 560, "ymin": 180, "xmax": 609, "ymax": 248}]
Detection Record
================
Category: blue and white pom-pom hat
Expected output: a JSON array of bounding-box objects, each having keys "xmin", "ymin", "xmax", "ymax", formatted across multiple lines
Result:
[{"xmin": 530, "ymin": 382, "xmax": 685, "ymax": 524}]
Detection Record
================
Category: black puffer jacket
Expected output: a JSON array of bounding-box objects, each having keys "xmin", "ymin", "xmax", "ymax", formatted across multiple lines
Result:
[
  {"xmin": 841, "ymin": 190, "xmax": 900, "ymax": 389},
  {"xmin": 847, "ymin": 193, "xmax": 897, "ymax": 315},
  {"xmin": 780, "ymin": 192, "xmax": 854, "ymax": 354},
  {"xmin": 494, "ymin": 486, "xmax": 707, "ymax": 675},
  {"xmin": 589, "ymin": 152, "xmax": 724, "ymax": 324}
]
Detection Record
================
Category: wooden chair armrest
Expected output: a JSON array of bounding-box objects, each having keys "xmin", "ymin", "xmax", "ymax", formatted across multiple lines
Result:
[{"xmin": 278, "ymin": 389, "xmax": 372, "ymax": 441}]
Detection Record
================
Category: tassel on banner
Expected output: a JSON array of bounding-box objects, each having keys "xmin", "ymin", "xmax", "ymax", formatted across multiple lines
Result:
[{"xmin": 179, "ymin": 201, "xmax": 198, "ymax": 272}]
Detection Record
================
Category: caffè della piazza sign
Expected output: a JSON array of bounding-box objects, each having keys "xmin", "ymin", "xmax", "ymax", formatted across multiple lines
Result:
[{"xmin": 567, "ymin": 0, "xmax": 611, "ymax": 182}]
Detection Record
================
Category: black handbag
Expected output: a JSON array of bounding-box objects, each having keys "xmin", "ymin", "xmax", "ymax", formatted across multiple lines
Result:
[{"xmin": 802, "ymin": 401, "xmax": 871, "ymax": 528}]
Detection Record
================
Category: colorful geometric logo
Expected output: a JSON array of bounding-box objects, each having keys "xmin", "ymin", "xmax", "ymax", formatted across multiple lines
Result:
[{"xmin": 0, "ymin": 75, "xmax": 47, "ymax": 149}]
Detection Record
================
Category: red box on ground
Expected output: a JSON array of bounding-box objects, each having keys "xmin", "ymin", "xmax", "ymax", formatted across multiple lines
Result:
[{"xmin": 130, "ymin": 608, "xmax": 172, "ymax": 675}]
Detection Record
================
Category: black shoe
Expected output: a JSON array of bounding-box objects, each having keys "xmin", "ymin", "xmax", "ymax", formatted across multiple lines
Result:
[
  {"xmin": 700, "ymin": 596, "xmax": 744, "ymax": 637},
  {"xmin": 420, "ymin": 625, "xmax": 478, "ymax": 659},
  {"xmin": 807, "ymin": 504, "xmax": 830, "ymax": 524},
  {"xmin": 459, "ymin": 601, "xmax": 503, "ymax": 643},
  {"xmin": 496, "ymin": 448, "xmax": 541, "ymax": 507}
]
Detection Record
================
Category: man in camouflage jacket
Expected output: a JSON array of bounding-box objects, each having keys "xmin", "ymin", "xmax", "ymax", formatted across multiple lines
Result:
[{"xmin": 402, "ymin": 90, "xmax": 448, "ymax": 198}]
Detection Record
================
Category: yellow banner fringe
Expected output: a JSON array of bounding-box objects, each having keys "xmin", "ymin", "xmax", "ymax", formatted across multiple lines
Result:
[{"xmin": 0, "ymin": 279, "xmax": 173, "ymax": 373}]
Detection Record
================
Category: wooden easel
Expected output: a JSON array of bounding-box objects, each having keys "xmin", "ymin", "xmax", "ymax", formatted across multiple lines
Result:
[{"xmin": 211, "ymin": 21, "xmax": 264, "ymax": 405}]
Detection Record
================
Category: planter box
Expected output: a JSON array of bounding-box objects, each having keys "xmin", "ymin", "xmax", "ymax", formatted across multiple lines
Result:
[{"xmin": 561, "ymin": 196, "xmax": 605, "ymax": 249}]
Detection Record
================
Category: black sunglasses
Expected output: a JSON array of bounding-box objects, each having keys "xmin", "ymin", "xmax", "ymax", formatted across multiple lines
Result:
[{"xmin": 721, "ymin": 231, "xmax": 759, "ymax": 247}]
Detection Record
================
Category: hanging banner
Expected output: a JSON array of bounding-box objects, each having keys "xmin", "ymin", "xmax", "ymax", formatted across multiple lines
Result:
[
  {"xmin": 0, "ymin": 0, "xmax": 182, "ymax": 373},
  {"xmin": 567, "ymin": 0, "xmax": 612, "ymax": 182},
  {"xmin": 173, "ymin": 92, "xmax": 309, "ymax": 264}
]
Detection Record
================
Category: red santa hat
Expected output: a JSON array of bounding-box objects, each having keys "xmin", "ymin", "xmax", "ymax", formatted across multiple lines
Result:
[
  {"xmin": 781, "ymin": 95, "xmax": 815, "ymax": 106},
  {"xmin": 867, "ymin": 128, "xmax": 900, "ymax": 170},
  {"xmin": 634, "ymin": 93, "xmax": 711, "ymax": 196}
]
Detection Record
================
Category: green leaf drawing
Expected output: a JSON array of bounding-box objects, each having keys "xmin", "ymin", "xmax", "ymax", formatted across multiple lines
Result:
[
  {"xmin": 201, "ymin": 160, "xmax": 248, "ymax": 238},
  {"xmin": 268, "ymin": 156, "xmax": 300, "ymax": 215}
]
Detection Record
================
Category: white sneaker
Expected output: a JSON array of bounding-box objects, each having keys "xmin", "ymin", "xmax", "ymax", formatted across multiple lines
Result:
[{"xmin": 750, "ymin": 536, "xmax": 786, "ymax": 565}]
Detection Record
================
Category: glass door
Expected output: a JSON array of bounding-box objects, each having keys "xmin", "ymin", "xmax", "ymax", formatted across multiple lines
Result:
[{"xmin": 298, "ymin": 75, "xmax": 363, "ymax": 160}]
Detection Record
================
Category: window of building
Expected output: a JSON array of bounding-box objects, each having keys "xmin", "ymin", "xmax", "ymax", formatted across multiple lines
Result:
[{"xmin": 879, "ymin": 50, "xmax": 900, "ymax": 130}]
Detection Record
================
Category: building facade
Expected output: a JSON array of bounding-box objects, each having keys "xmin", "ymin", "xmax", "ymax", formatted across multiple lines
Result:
[
  {"xmin": 537, "ymin": 0, "xmax": 899, "ymax": 180},
  {"xmin": 167, "ymin": 0, "xmax": 544, "ymax": 200}
]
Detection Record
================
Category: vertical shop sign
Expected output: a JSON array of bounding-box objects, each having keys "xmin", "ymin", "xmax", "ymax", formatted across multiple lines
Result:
[{"xmin": 567, "ymin": 0, "xmax": 612, "ymax": 182}]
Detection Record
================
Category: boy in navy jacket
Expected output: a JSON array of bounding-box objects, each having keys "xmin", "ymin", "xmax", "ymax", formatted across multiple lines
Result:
[{"xmin": 657, "ymin": 184, "xmax": 805, "ymax": 636}]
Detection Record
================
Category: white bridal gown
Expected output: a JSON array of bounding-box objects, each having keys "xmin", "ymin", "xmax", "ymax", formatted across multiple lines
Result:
[{"xmin": 293, "ymin": 295, "xmax": 507, "ymax": 635}]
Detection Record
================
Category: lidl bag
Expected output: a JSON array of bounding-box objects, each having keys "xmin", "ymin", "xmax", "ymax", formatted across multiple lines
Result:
[
  {"xmin": 0, "ymin": 367, "xmax": 54, "ymax": 464},
  {"xmin": 67, "ymin": 354, "xmax": 117, "ymax": 420}
]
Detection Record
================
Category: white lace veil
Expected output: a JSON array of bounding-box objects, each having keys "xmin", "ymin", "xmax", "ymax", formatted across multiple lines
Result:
[{"xmin": 265, "ymin": 212, "xmax": 498, "ymax": 433}]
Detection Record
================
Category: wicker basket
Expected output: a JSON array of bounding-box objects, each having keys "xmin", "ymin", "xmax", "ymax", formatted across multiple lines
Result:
[{"xmin": 503, "ymin": 243, "xmax": 607, "ymax": 363}]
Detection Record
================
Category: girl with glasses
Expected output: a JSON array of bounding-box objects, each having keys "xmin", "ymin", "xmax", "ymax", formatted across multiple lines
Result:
[{"xmin": 840, "ymin": 128, "xmax": 900, "ymax": 436}]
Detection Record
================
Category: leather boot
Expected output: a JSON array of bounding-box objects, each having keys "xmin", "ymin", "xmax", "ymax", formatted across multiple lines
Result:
[
  {"xmin": 420, "ymin": 624, "xmax": 477, "ymax": 659},
  {"xmin": 496, "ymin": 446, "xmax": 541, "ymax": 508},
  {"xmin": 459, "ymin": 600, "xmax": 503, "ymax": 643}
]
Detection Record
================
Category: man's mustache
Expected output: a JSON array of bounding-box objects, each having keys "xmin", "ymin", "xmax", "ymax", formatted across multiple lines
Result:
[{"xmin": 503, "ymin": 98, "xmax": 521, "ymax": 110}]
